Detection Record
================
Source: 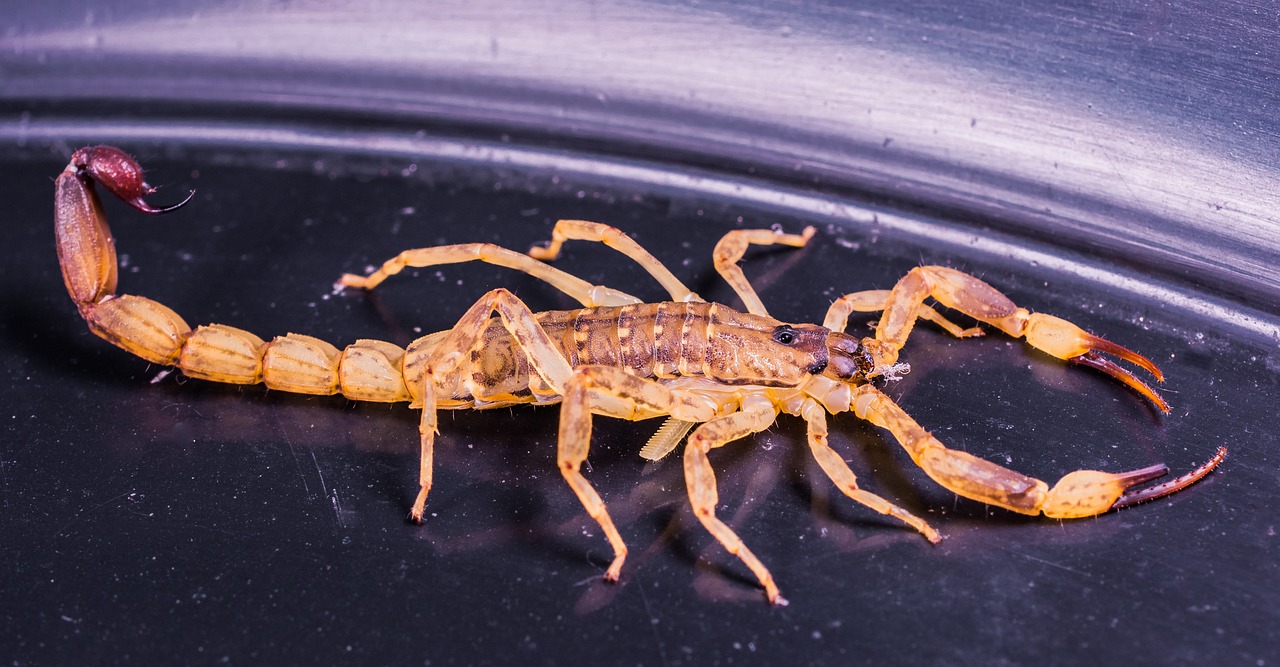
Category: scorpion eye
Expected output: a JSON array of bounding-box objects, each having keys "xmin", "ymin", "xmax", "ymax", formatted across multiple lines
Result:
[{"xmin": 772, "ymin": 326, "xmax": 798, "ymax": 346}]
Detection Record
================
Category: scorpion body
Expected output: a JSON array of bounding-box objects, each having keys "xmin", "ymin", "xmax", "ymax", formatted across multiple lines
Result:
[
  {"xmin": 54, "ymin": 146, "xmax": 1224, "ymax": 605},
  {"xmin": 430, "ymin": 301, "xmax": 838, "ymax": 407}
]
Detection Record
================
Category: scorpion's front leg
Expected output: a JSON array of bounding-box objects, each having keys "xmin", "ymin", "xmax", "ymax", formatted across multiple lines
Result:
[
  {"xmin": 682, "ymin": 393, "xmax": 787, "ymax": 604},
  {"xmin": 844, "ymin": 266, "xmax": 1170, "ymax": 411},
  {"xmin": 824, "ymin": 290, "xmax": 984, "ymax": 340},
  {"xmin": 404, "ymin": 288, "xmax": 575, "ymax": 522},
  {"xmin": 850, "ymin": 385, "xmax": 1224, "ymax": 518},
  {"xmin": 557, "ymin": 366, "xmax": 720, "ymax": 581},
  {"xmin": 797, "ymin": 398, "xmax": 940, "ymax": 542}
]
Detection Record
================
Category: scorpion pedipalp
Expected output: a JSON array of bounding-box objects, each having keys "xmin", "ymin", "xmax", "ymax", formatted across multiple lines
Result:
[
  {"xmin": 71, "ymin": 145, "xmax": 195, "ymax": 214},
  {"xmin": 830, "ymin": 266, "xmax": 1171, "ymax": 413},
  {"xmin": 848, "ymin": 384, "xmax": 1225, "ymax": 520}
]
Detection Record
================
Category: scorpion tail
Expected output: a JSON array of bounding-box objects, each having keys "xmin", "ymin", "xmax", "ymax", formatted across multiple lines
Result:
[
  {"xmin": 54, "ymin": 146, "xmax": 413, "ymax": 402},
  {"xmin": 55, "ymin": 146, "xmax": 195, "ymax": 365},
  {"xmin": 55, "ymin": 146, "xmax": 194, "ymax": 309}
]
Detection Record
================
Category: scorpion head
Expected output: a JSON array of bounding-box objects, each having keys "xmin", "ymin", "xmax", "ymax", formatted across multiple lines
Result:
[
  {"xmin": 704, "ymin": 308, "xmax": 831, "ymax": 386},
  {"xmin": 822, "ymin": 331, "xmax": 877, "ymax": 382}
]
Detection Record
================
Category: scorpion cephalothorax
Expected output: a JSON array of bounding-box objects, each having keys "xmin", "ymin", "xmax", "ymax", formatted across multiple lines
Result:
[{"xmin": 54, "ymin": 145, "xmax": 1225, "ymax": 605}]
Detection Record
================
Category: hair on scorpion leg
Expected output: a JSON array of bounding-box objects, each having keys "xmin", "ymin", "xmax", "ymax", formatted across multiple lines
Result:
[{"xmin": 871, "ymin": 362, "xmax": 911, "ymax": 381}]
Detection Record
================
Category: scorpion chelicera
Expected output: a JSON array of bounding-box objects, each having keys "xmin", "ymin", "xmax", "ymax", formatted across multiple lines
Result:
[{"xmin": 54, "ymin": 145, "xmax": 1224, "ymax": 605}]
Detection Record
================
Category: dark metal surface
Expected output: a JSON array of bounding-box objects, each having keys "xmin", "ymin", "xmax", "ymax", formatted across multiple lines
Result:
[{"xmin": 2, "ymin": 2, "xmax": 1278, "ymax": 665}]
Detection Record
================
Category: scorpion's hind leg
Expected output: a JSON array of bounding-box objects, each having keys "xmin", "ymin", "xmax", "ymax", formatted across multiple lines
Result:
[
  {"xmin": 849, "ymin": 385, "xmax": 1224, "ymax": 519},
  {"xmin": 864, "ymin": 266, "xmax": 1169, "ymax": 411},
  {"xmin": 339, "ymin": 241, "xmax": 641, "ymax": 308},
  {"xmin": 557, "ymin": 365, "xmax": 720, "ymax": 581},
  {"xmin": 403, "ymin": 288, "xmax": 578, "ymax": 521}
]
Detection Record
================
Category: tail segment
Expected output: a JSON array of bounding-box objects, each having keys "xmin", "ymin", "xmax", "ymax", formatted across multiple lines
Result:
[{"xmin": 54, "ymin": 146, "xmax": 412, "ymax": 402}]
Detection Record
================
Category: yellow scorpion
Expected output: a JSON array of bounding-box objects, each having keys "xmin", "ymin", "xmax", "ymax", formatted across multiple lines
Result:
[{"xmin": 54, "ymin": 145, "xmax": 1224, "ymax": 605}]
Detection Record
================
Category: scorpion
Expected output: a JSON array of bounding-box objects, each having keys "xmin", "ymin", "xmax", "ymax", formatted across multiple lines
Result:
[{"xmin": 54, "ymin": 145, "xmax": 1225, "ymax": 605}]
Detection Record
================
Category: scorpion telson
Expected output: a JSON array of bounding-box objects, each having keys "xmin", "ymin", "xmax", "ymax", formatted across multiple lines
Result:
[{"xmin": 54, "ymin": 145, "xmax": 1225, "ymax": 605}]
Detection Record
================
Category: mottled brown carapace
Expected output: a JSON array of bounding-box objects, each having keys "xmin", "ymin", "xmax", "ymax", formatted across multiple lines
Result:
[
  {"xmin": 55, "ymin": 145, "xmax": 1224, "ymax": 605},
  {"xmin": 455, "ymin": 303, "xmax": 832, "ymax": 405}
]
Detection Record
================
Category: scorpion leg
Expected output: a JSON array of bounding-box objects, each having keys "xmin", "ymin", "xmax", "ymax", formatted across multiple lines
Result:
[
  {"xmin": 798, "ymin": 398, "xmax": 940, "ymax": 543},
  {"xmin": 339, "ymin": 242, "xmax": 641, "ymax": 308},
  {"xmin": 712, "ymin": 226, "xmax": 815, "ymax": 317},
  {"xmin": 683, "ymin": 393, "xmax": 787, "ymax": 604},
  {"xmin": 558, "ymin": 365, "xmax": 720, "ymax": 581},
  {"xmin": 528, "ymin": 220, "xmax": 712, "ymax": 458},
  {"xmin": 866, "ymin": 266, "xmax": 1169, "ymax": 411},
  {"xmin": 529, "ymin": 220, "xmax": 702, "ymax": 302},
  {"xmin": 849, "ymin": 384, "xmax": 1223, "ymax": 518},
  {"xmin": 406, "ymin": 288, "xmax": 576, "ymax": 521},
  {"xmin": 823, "ymin": 289, "xmax": 984, "ymax": 339}
]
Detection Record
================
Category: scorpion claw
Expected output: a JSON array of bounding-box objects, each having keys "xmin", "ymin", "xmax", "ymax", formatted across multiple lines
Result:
[
  {"xmin": 1077, "ymin": 332, "xmax": 1164, "ymax": 382},
  {"xmin": 1072, "ymin": 351, "xmax": 1170, "ymax": 413},
  {"xmin": 71, "ymin": 145, "xmax": 195, "ymax": 215},
  {"xmin": 1022, "ymin": 313, "xmax": 1168, "ymax": 412},
  {"xmin": 1111, "ymin": 446, "xmax": 1227, "ymax": 510}
]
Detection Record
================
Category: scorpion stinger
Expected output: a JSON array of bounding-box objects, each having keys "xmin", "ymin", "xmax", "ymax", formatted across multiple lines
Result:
[
  {"xmin": 55, "ymin": 146, "xmax": 1224, "ymax": 606},
  {"xmin": 70, "ymin": 145, "xmax": 195, "ymax": 214}
]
